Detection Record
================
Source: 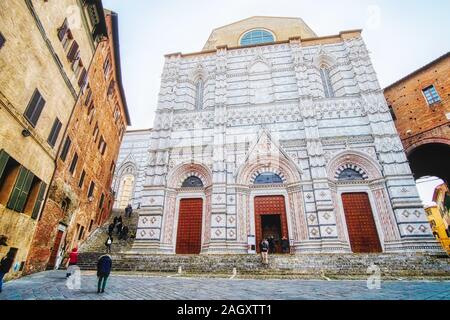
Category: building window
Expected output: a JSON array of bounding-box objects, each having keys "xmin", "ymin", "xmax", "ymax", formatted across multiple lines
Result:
[
  {"xmin": 0, "ymin": 32, "xmax": 5, "ymax": 49},
  {"xmin": 422, "ymin": 85, "xmax": 441, "ymax": 105},
  {"xmin": 110, "ymin": 161, "xmax": 115, "ymax": 174},
  {"xmin": 181, "ymin": 176, "xmax": 204, "ymax": 188},
  {"xmin": 78, "ymin": 68, "xmax": 87, "ymax": 88},
  {"xmin": 69, "ymin": 153, "xmax": 78, "ymax": 175},
  {"xmin": 87, "ymin": 181, "xmax": 95, "ymax": 198},
  {"xmin": 58, "ymin": 19, "xmax": 74, "ymax": 51},
  {"xmin": 98, "ymin": 136, "xmax": 106, "ymax": 155},
  {"xmin": 88, "ymin": 102, "xmax": 96, "ymax": 124},
  {"xmin": 107, "ymin": 80, "xmax": 115, "ymax": 97},
  {"xmin": 67, "ymin": 40, "xmax": 79, "ymax": 63},
  {"xmin": 320, "ymin": 67, "xmax": 334, "ymax": 98},
  {"xmin": 84, "ymin": 85, "xmax": 93, "ymax": 106},
  {"xmin": 79, "ymin": 170, "xmax": 86, "ymax": 188},
  {"xmin": 388, "ymin": 105, "xmax": 397, "ymax": 121},
  {"xmin": 60, "ymin": 137, "xmax": 72, "ymax": 162},
  {"xmin": 240, "ymin": 29, "xmax": 275, "ymax": 46},
  {"xmin": 195, "ymin": 79, "xmax": 204, "ymax": 110},
  {"xmin": 88, "ymin": 219, "xmax": 94, "ymax": 232},
  {"xmin": 338, "ymin": 168, "xmax": 364, "ymax": 181},
  {"xmin": 254, "ymin": 173, "xmax": 283, "ymax": 185},
  {"xmin": 78, "ymin": 225, "xmax": 85, "ymax": 241},
  {"xmin": 24, "ymin": 90, "xmax": 46, "ymax": 127},
  {"xmin": 99, "ymin": 193, "xmax": 105, "ymax": 209},
  {"xmin": 93, "ymin": 123, "xmax": 99, "ymax": 142},
  {"xmin": 0, "ymin": 150, "xmax": 20, "ymax": 206},
  {"xmin": 47, "ymin": 118, "xmax": 62, "ymax": 148},
  {"xmin": 103, "ymin": 54, "xmax": 111, "ymax": 77},
  {"xmin": 6, "ymin": 166, "xmax": 34, "ymax": 213}
]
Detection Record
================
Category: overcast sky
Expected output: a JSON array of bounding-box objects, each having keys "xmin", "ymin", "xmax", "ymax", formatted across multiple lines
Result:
[{"xmin": 102, "ymin": 0, "xmax": 450, "ymax": 203}]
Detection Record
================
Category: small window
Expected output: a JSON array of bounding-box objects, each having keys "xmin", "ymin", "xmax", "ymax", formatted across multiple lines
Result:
[
  {"xmin": 103, "ymin": 54, "xmax": 111, "ymax": 77},
  {"xmin": 254, "ymin": 173, "xmax": 283, "ymax": 185},
  {"xmin": 78, "ymin": 170, "xmax": 86, "ymax": 188},
  {"xmin": 78, "ymin": 68, "xmax": 87, "ymax": 88},
  {"xmin": 88, "ymin": 219, "xmax": 94, "ymax": 232},
  {"xmin": 69, "ymin": 153, "xmax": 78, "ymax": 175},
  {"xmin": 99, "ymin": 193, "xmax": 105, "ymax": 209},
  {"xmin": 24, "ymin": 90, "xmax": 46, "ymax": 127},
  {"xmin": 240, "ymin": 29, "xmax": 275, "ymax": 46},
  {"xmin": 87, "ymin": 181, "xmax": 95, "ymax": 198},
  {"xmin": 93, "ymin": 123, "xmax": 99, "ymax": 142},
  {"xmin": 195, "ymin": 79, "xmax": 204, "ymax": 110},
  {"xmin": 338, "ymin": 168, "xmax": 364, "ymax": 181},
  {"xmin": 0, "ymin": 32, "xmax": 5, "ymax": 49},
  {"xmin": 181, "ymin": 176, "xmax": 204, "ymax": 188},
  {"xmin": 320, "ymin": 67, "xmax": 334, "ymax": 98},
  {"xmin": 98, "ymin": 137, "xmax": 106, "ymax": 155},
  {"xmin": 78, "ymin": 226, "xmax": 85, "ymax": 241},
  {"xmin": 67, "ymin": 41, "xmax": 79, "ymax": 62},
  {"xmin": 60, "ymin": 137, "xmax": 72, "ymax": 162},
  {"xmin": 110, "ymin": 161, "xmax": 115, "ymax": 174},
  {"xmin": 388, "ymin": 106, "xmax": 397, "ymax": 121},
  {"xmin": 47, "ymin": 118, "xmax": 62, "ymax": 148},
  {"xmin": 422, "ymin": 85, "xmax": 441, "ymax": 105},
  {"xmin": 7, "ymin": 167, "xmax": 35, "ymax": 213},
  {"xmin": 84, "ymin": 85, "xmax": 92, "ymax": 106},
  {"xmin": 0, "ymin": 150, "xmax": 20, "ymax": 206}
]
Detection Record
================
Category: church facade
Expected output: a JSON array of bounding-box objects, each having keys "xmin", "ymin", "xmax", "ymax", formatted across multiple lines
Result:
[{"xmin": 133, "ymin": 17, "xmax": 442, "ymax": 255}]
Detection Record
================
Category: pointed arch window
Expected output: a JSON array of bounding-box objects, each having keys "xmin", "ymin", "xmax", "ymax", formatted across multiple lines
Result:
[
  {"xmin": 195, "ymin": 79, "xmax": 204, "ymax": 110},
  {"xmin": 319, "ymin": 66, "xmax": 334, "ymax": 98},
  {"xmin": 254, "ymin": 173, "xmax": 283, "ymax": 185},
  {"xmin": 338, "ymin": 168, "xmax": 364, "ymax": 181}
]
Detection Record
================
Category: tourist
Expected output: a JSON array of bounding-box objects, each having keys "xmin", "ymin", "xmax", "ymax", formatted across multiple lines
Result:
[
  {"xmin": 281, "ymin": 237, "xmax": 290, "ymax": 254},
  {"xmin": 260, "ymin": 238, "xmax": 269, "ymax": 265},
  {"xmin": 116, "ymin": 221, "xmax": 123, "ymax": 236},
  {"xmin": 105, "ymin": 236, "xmax": 113, "ymax": 253},
  {"xmin": 97, "ymin": 254, "xmax": 112, "ymax": 294},
  {"xmin": 66, "ymin": 247, "xmax": 78, "ymax": 278},
  {"xmin": 127, "ymin": 205, "xmax": 133, "ymax": 218},
  {"xmin": 108, "ymin": 223, "xmax": 115, "ymax": 237},
  {"xmin": 113, "ymin": 216, "xmax": 118, "ymax": 227},
  {"xmin": 0, "ymin": 249, "xmax": 15, "ymax": 293},
  {"xmin": 117, "ymin": 215, "xmax": 123, "ymax": 225},
  {"xmin": 268, "ymin": 236, "xmax": 275, "ymax": 254},
  {"xmin": 121, "ymin": 226, "xmax": 129, "ymax": 241}
]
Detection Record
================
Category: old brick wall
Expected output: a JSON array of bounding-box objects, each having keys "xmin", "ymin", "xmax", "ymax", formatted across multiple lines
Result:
[{"xmin": 384, "ymin": 54, "xmax": 450, "ymax": 153}]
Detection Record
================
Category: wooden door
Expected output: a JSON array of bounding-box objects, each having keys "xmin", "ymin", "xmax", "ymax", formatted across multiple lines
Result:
[
  {"xmin": 176, "ymin": 198, "xmax": 203, "ymax": 254},
  {"xmin": 47, "ymin": 230, "xmax": 64, "ymax": 269},
  {"xmin": 341, "ymin": 193, "xmax": 382, "ymax": 253}
]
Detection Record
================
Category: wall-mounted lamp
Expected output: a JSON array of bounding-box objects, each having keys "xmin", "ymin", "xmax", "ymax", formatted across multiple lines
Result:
[{"xmin": 21, "ymin": 129, "xmax": 31, "ymax": 137}]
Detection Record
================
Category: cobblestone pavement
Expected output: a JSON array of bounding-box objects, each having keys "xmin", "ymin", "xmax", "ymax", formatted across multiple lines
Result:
[{"xmin": 0, "ymin": 270, "xmax": 449, "ymax": 300}]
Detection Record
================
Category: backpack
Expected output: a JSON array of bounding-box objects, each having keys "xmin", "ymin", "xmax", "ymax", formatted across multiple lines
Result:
[
  {"xmin": 106, "ymin": 238, "xmax": 112, "ymax": 245},
  {"xmin": 261, "ymin": 240, "xmax": 269, "ymax": 250}
]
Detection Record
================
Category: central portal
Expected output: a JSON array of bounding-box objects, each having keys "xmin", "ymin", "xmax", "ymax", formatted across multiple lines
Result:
[
  {"xmin": 254, "ymin": 195, "xmax": 289, "ymax": 253},
  {"xmin": 176, "ymin": 198, "xmax": 203, "ymax": 254}
]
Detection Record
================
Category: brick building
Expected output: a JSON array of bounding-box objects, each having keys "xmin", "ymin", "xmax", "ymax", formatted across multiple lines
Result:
[
  {"xmin": 384, "ymin": 53, "xmax": 450, "ymax": 185},
  {"xmin": 0, "ymin": 0, "xmax": 106, "ymax": 280},
  {"xmin": 25, "ymin": 10, "xmax": 130, "ymax": 274}
]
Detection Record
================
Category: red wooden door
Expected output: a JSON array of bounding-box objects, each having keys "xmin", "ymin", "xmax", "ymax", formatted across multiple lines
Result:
[
  {"xmin": 176, "ymin": 198, "xmax": 203, "ymax": 254},
  {"xmin": 254, "ymin": 196, "xmax": 288, "ymax": 253},
  {"xmin": 47, "ymin": 230, "xmax": 64, "ymax": 269},
  {"xmin": 341, "ymin": 193, "xmax": 382, "ymax": 253}
]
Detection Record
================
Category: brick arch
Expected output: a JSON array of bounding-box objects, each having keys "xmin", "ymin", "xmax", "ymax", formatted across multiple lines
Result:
[
  {"xmin": 236, "ymin": 156, "xmax": 301, "ymax": 185},
  {"xmin": 167, "ymin": 162, "xmax": 212, "ymax": 189},
  {"xmin": 335, "ymin": 164, "xmax": 369, "ymax": 180},
  {"xmin": 405, "ymin": 138, "xmax": 450, "ymax": 156},
  {"xmin": 327, "ymin": 150, "xmax": 383, "ymax": 181}
]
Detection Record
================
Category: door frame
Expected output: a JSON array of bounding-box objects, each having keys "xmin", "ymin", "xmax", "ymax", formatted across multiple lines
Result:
[
  {"xmin": 336, "ymin": 185, "xmax": 385, "ymax": 253},
  {"xmin": 249, "ymin": 189, "xmax": 292, "ymax": 251},
  {"xmin": 173, "ymin": 192, "xmax": 206, "ymax": 254}
]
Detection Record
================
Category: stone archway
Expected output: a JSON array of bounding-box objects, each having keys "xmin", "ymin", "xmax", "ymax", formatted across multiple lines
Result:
[{"xmin": 408, "ymin": 142, "xmax": 450, "ymax": 185}]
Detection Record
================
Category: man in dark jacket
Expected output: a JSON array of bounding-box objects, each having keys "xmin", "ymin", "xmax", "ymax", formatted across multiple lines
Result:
[
  {"xmin": 107, "ymin": 223, "xmax": 115, "ymax": 237},
  {"xmin": 97, "ymin": 254, "xmax": 112, "ymax": 294},
  {"xmin": 0, "ymin": 249, "xmax": 15, "ymax": 293}
]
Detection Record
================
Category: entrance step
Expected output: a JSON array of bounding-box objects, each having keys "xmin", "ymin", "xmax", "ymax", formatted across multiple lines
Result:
[{"xmin": 77, "ymin": 253, "xmax": 450, "ymax": 279}]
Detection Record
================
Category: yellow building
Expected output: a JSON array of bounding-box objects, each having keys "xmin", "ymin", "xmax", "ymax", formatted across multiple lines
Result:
[
  {"xmin": 425, "ymin": 205, "xmax": 450, "ymax": 255},
  {"xmin": 0, "ymin": 0, "xmax": 107, "ymax": 280}
]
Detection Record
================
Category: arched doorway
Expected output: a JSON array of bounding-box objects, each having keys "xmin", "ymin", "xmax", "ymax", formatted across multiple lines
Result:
[
  {"xmin": 408, "ymin": 143, "xmax": 450, "ymax": 185},
  {"xmin": 117, "ymin": 174, "xmax": 135, "ymax": 210}
]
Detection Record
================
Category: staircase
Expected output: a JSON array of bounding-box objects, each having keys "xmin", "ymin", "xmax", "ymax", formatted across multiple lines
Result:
[
  {"xmin": 79, "ymin": 209, "xmax": 139, "ymax": 254},
  {"xmin": 77, "ymin": 252, "xmax": 450, "ymax": 279}
]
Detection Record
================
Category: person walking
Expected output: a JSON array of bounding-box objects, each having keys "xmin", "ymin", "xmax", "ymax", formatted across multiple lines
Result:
[
  {"xmin": 281, "ymin": 236, "xmax": 290, "ymax": 254},
  {"xmin": 66, "ymin": 247, "xmax": 78, "ymax": 278},
  {"xmin": 0, "ymin": 249, "xmax": 15, "ymax": 293},
  {"xmin": 113, "ymin": 216, "xmax": 118, "ymax": 227},
  {"xmin": 268, "ymin": 236, "xmax": 276, "ymax": 254},
  {"xmin": 107, "ymin": 223, "xmax": 115, "ymax": 237},
  {"xmin": 105, "ymin": 236, "xmax": 113, "ymax": 254},
  {"xmin": 121, "ymin": 226, "xmax": 129, "ymax": 241},
  {"xmin": 260, "ymin": 238, "xmax": 269, "ymax": 266},
  {"xmin": 97, "ymin": 254, "xmax": 112, "ymax": 294},
  {"xmin": 116, "ymin": 221, "xmax": 123, "ymax": 236},
  {"xmin": 127, "ymin": 205, "xmax": 133, "ymax": 218}
]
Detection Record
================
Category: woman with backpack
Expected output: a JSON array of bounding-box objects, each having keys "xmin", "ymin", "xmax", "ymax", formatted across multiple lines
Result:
[{"xmin": 105, "ymin": 236, "xmax": 113, "ymax": 254}]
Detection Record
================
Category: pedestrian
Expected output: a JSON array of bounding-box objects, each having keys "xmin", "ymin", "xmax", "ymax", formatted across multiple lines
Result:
[
  {"xmin": 268, "ymin": 236, "xmax": 275, "ymax": 254},
  {"xmin": 281, "ymin": 236, "xmax": 290, "ymax": 254},
  {"xmin": 0, "ymin": 249, "xmax": 15, "ymax": 293},
  {"xmin": 113, "ymin": 216, "xmax": 118, "ymax": 227},
  {"xmin": 105, "ymin": 236, "xmax": 113, "ymax": 254},
  {"xmin": 121, "ymin": 226, "xmax": 129, "ymax": 241},
  {"xmin": 66, "ymin": 247, "xmax": 78, "ymax": 278},
  {"xmin": 128, "ymin": 205, "xmax": 133, "ymax": 218},
  {"xmin": 117, "ymin": 215, "xmax": 123, "ymax": 225},
  {"xmin": 97, "ymin": 254, "xmax": 112, "ymax": 294},
  {"xmin": 260, "ymin": 238, "xmax": 269, "ymax": 265},
  {"xmin": 107, "ymin": 223, "xmax": 114, "ymax": 237},
  {"xmin": 124, "ymin": 205, "xmax": 129, "ymax": 217},
  {"xmin": 116, "ymin": 221, "xmax": 123, "ymax": 236}
]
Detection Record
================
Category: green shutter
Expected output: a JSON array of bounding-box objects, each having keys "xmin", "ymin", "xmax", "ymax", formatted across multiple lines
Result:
[
  {"xmin": 15, "ymin": 170, "xmax": 34, "ymax": 213},
  {"xmin": 7, "ymin": 167, "xmax": 33, "ymax": 212},
  {"xmin": 0, "ymin": 149, "xmax": 10, "ymax": 181},
  {"xmin": 31, "ymin": 182, "xmax": 47, "ymax": 220}
]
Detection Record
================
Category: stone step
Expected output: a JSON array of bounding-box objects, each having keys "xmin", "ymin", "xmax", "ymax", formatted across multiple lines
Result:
[{"xmin": 77, "ymin": 253, "xmax": 450, "ymax": 277}]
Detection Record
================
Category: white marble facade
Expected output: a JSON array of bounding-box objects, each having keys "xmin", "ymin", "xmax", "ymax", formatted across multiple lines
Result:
[{"xmin": 133, "ymin": 30, "xmax": 442, "ymax": 254}]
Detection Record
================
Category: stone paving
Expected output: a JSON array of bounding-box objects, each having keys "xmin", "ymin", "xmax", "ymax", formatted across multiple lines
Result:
[{"xmin": 0, "ymin": 270, "xmax": 449, "ymax": 300}]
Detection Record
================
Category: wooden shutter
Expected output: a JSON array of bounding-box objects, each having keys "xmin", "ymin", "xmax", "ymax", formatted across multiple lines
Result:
[
  {"xmin": 57, "ymin": 19, "xmax": 68, "ymax": 41},
  {"xmin": 67, "ymin": 41, "xmax": 79, "ymax": 61},
  {"xmin": 78, "ymin": 68, "xmax": 87, "ymax": 87},
  {"xmin": 7, "ymin": 167, "xmax": 34, "ymax": 212},
  {"xmin": 60, "ymin": 137, "xmax": 72, "ymax": 161},
  {"xmin": 0, "ymin": 149, "xmax": 10, "ymax": 181},
  {"xmin": 31, "ymin": 182, "xmax": 47, "ymax": 220},
  {"xmin": 47, "ymin": 118, "xmax": 62, "ymax": 147},
  {"xmin": 24, "ymin": 90, "xmax": 46, "ymax": 127}
]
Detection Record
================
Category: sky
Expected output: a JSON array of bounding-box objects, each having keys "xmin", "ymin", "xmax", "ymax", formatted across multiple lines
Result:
[{"xmin": 102, "ymin": 0, "xmax": 450, "ymax": 203}]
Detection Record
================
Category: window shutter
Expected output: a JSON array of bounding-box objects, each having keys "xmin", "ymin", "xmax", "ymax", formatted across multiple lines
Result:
[
  {"xmin": 0, "ymin": 149, "xmax": 10, "ymax": 181},
  {"xmin": 67, "ymin": 41, "xmax": 79, "ymax": 61},
  {"xmin": 57, "ymin": 19, "xmax": 68, "ymax": 41},
  {"xmin": 7, "ymin": 167, "xmax": 33, "ymax": 212},
  {"xmin": 24, "ymin": 90, "xmax": 46, "ymax": 127},
  {"xmin": 78, "ymin": 68, "xmax": 87, "ymax": 87},
  {"xmin": 47, "ymin": 118, "xmax": 62, "ymax": 147},
  {"xmin": 31, "ymin": 182, "xmax": 47, "ymax": 220}
]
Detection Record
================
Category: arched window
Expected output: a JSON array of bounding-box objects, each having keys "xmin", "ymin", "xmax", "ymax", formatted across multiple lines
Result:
[
  {"xmin": 254, "ymin": 172, "xmax": 283, "ymax": 185},
  {"xmin": 319, "ymin": 66, "xmax": 334, "ymax": 98},
  {"xmin": 182, "ymin": 176, "xmax": 204, "ymax": 188},
  {"xmin": 240, "ymin": 29, "xmax": 275, "ymax": 46},
  {"xmin": 338, "ymin": 168, "xmax": 364, "ymax": 181},
  {"xmin": 195, "ymin": 79, "xmax": 204, "ymax": 110}
]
